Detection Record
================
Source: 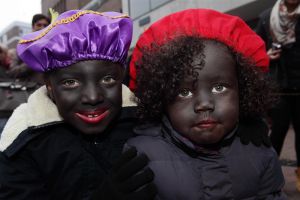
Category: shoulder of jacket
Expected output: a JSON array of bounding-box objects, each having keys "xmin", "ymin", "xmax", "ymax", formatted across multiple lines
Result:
[
  {"xmin": 118, "ymin": 106, "xmax": 137, "ymax": 121},
  {"xmin": 2, "ymin": 122, "xmax": 65, "ymax": 158},
  {"xmin": 127, "ymin": 133, "xmax": 172, "ymax": 157},
  {"xmin": 230, "ymin": 135, "xmax": 276, "ymax": 162},
  {"xmin": 0, "ymin": 86, "xmax": 63, "ymax": 152}
]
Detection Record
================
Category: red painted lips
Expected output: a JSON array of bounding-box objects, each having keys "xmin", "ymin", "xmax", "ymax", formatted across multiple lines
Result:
[{"xmin": 75, "ymin": 109, "xmax": 110, "ymax": 124}]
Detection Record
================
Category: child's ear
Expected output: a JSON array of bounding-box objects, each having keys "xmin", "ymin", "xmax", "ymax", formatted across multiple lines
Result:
[
  {"xmin": 43, "ymin": 75, "xmax": 55, "ymax": 101},
  {"xmin": 46, "ymin": 83, "xmax": 55, "ymax": 101}
]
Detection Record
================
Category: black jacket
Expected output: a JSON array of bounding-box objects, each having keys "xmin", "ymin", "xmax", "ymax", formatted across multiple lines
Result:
[
  {"xmin": 0, "ymin": 86, "xmax": 137, "ymax": 200},
  {"xmin": 126, "ymin": 117, "xmax": 286, "ymax": 200},
  {"xmin": 256, "ymin": 8, "xmax": 300, "ymax": 91}
]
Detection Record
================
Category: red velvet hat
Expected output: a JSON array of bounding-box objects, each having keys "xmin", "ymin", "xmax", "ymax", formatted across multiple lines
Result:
[{"xmin": 129, "ymin": 8, "xmax": 269, "ymax": 90}]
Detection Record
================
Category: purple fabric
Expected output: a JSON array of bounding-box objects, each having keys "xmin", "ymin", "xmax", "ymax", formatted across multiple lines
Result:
[{"xmin": 17, "ymin": 10, "xmax": 132, "ymax": 72}]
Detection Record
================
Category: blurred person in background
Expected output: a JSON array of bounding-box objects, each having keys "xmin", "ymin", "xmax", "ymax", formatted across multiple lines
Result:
[
  {"xmin": 31, "ymin": 13, "xmax": 51, "ymax": 31},
  {"xmin": 0, "ymin": 44, "xmax": 11, "ymax": 134},
  {"xmin": 0, "ymin": 44, "xmax": 10, "ymax": 78},
  {"xmin": 7, "ymin": 13, "xmax": 50, "ymax": 84},
  {"xmin": 0, "ymin": 14, "xmax": 50, "ymax": 134},
  {"xmin": 256, "ymin": 0, "xmax": 300, "ymax": 191}
]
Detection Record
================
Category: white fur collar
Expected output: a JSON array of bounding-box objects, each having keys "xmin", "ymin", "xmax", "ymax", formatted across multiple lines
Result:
[{"xmin": 0, "ymin": 84, "xmax": 136, "ymax": 152}]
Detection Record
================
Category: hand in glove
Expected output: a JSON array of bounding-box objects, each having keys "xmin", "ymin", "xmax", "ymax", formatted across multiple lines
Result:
[
  {"xmin": 237, "ymin": 117, "xmax": 272, "ymax": 147},
  {"xmin": 91, "ymin": 146, "xmax": 157, "ymax": 200}
]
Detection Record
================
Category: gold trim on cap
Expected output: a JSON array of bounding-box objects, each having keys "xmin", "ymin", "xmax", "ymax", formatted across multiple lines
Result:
[{"xmin": 19, "ymin": 10, "xmax": 129, "ymax": 44}]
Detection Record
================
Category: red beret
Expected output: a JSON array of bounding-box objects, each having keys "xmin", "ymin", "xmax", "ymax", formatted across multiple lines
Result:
[{"xmin": 129, "ymin": 9, "xmax": 269, "ymax": 90}]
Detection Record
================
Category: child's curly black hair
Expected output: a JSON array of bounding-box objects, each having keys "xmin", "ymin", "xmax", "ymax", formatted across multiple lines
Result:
[{"xmin": 134, "ymin": 35, "xmax": 277, "ymax": 123}]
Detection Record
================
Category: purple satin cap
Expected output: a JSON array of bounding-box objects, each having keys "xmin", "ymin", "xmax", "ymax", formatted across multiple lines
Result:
[{"xmin": 17, "ymin": 10, "xmax": 133, "ymax": 72}]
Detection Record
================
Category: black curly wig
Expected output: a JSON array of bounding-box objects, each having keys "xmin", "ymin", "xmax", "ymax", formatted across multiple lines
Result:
[{"xmin": 134, "ymin": 35, "xmax": 277, "ymax": 123}]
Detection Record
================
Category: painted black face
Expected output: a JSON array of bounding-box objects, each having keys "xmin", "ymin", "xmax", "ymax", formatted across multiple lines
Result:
[
  {"xmin": 46, "ymin": 60, "xmax": 124, "ymax": 135},
  {"xmin": 167, "ymin": 41, "xmax": 239, "ymax": 145}
]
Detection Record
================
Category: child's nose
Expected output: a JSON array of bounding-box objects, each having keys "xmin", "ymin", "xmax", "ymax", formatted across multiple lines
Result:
[
  {"xmin": 81, "ymin": 85, "xmax": 104, "ymax": 105},
  {"xmin": 193, "ymin": 92, "xmax": 214, "ymax": 113}
]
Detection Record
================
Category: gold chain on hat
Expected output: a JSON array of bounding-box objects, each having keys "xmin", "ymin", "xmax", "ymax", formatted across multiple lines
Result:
[{"xmin": 19, "ymin": 10, "xmax": 129, "ymax": 44}]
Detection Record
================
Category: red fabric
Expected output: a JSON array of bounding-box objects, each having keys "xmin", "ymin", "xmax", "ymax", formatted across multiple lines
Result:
[{"xmin": 129, "ymin": 9, "xmax": 269, "ymax": 91}]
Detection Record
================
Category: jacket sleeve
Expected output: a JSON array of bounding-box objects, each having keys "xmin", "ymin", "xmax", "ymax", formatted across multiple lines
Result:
[
  {"xmin": 0, "ymin": 151, "xmax": 50, "ymax": 200},
  {"xmin": 257, "ymin": 148, "xmax": 287, "ymax": 200}
]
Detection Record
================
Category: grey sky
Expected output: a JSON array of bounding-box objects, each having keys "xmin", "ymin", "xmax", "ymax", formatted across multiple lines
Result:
[{"xmin": 0, "ymin": 0, "xmax": 41, "ymax": 32}]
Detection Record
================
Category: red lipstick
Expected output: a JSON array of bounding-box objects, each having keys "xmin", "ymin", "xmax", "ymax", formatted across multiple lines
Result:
[{"xmin": 75, "ymin": 109, "xmax": 109, "ymax": 124}]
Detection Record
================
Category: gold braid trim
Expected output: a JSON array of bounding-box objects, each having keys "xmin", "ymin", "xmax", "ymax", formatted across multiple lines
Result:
[{"xmin": 19, "ymin": 10, "xmax": 129, "ymax": 44}]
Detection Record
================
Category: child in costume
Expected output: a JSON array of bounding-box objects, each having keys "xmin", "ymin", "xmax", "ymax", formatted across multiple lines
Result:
[
  {"xmin": 0, "ymin": 10, "xmax": 156, "ymax": 200},
  {"xmin": 127, "ymin": 9, "xmax": 286, "ymax": 199}
]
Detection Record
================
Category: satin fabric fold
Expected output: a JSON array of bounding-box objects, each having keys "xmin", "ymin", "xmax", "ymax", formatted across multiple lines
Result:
[{"xmin": 17, "ymin": 10, "xmax": 132, "ymax": 72}]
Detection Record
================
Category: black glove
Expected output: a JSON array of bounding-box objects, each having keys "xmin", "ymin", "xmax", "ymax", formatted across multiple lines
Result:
[
  {"xmin": 237, "ymin": 117, "xmax": 272, "ymax": 147},
  {"xmin": 91, "ymin": 146, "xmax": 157, "ymax": 200}
]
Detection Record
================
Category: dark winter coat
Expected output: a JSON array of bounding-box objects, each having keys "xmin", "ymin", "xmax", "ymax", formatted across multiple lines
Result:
[
  {"xmin": 256, "ymin": 8, "xmax": 300, "ymax": 92},
  {"xmin": 126, "ymin": 117, "xmax": 286, "ymax": 200},
  {"xmin": 0, "ymin": 85, "xmax": 137, "ymax": 200}
]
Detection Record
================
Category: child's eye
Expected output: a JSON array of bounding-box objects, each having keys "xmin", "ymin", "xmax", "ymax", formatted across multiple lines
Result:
[
  {"xmin": 178, "ymin": 88, "xmax": 193, "ymax": 98},
  {"xmin": 212, "ymin": 85, "xmax": 227, "ymax": 93},
  {"xmin": 61, "ymin": 79, "xmax": 80, "ymax": 88},
  {"xmin": 102, "ymin": 75, "xmax": 116, "ymax": 85}
]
